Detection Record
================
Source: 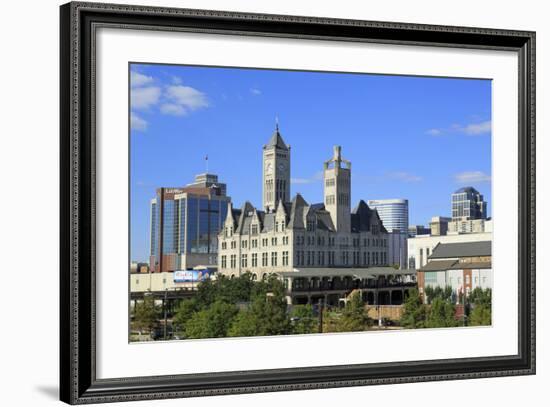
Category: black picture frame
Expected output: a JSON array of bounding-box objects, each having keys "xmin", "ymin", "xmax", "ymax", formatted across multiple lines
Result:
[{"xmin": 60, "ymin": 2, "xmax": 536, "ymax": 404}]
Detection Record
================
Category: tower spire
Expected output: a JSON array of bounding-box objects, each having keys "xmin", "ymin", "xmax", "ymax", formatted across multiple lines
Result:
[{"xmin": 275, "ymin": 115, "xmax": 279, "ymax": 131}]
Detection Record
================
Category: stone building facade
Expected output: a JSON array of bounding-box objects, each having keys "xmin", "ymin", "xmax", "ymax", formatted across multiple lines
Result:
[{"xmin": 218, "ymin": 127, "xmax": 389, "ymax": 279}]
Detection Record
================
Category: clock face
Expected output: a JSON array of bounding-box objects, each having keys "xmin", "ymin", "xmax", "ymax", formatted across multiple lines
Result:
[{"xmin": 278, "ymin": 163, "xmax": 285, "ymax": 172}]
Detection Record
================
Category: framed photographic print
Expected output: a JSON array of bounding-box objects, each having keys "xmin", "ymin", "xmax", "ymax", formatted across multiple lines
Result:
[{"xmin": 60, "ymin": 1, "xmax": 535, "ymax": 404}]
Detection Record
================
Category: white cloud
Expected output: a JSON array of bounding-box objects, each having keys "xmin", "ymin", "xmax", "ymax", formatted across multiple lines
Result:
[
  {"xmin": 130, "ymin": 112, "xmax": 147, "ymax": 131},
  {"xmin": 291, "ymin": 171, "xmax": 323, "ymax": 185},
  {"xmin": 160, "ymin": 103, "xmax": 187, "ymax": 116},
  {"xmin": 165, "ymin": 85, "xmax": 209, "ymax": 111},
  {"xmin": 386, "ymin": 171, "xmax": 423, "ymax": 183},
  {"xmin": 427, "ymin": 120, "xmax": 491, "ymax": 136},
  {"xmin": 131, "ymin": 86, "xmax": 161, "ymax": 110},
  {"xmin": 463, "ymin": 120, "xmax": 492, "ymax": 135},
  {"xmin": 454, "ymin": 171, "xmax": 491, "ymax": 183},
  {"xmin": 250, "ymin": 88, "xmax": 262, "ymax": 95},
  {"xmin": 426, "ymin": 128, "xmax": 442, "ymax": 136},
  {"xmin": 130, "ymin": 71, "xmax": 154, "ymax": 87}
]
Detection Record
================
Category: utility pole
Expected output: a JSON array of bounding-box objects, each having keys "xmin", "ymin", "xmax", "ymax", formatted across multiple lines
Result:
[
  {"xmin": 163, "ymin": 289, "xmax": 168, "ymax": 340},
  {"xmin": 318, "ymin": 298, "xmax": 324, "ymax": 333}
]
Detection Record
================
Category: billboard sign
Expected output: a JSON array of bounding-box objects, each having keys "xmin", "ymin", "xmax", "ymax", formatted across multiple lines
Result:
[{"xmin": 174, "ymin": 269, "xmax": 213, "ymax": 283}]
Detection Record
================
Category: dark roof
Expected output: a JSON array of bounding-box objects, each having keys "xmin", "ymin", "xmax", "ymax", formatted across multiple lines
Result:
[
  {"xmin": 419, "ymin": 260, "xmax": 458, "ymax": 272},
  {"xmin": 420, "ymin": 259, "xmax": 492, "ymax": 272},
  {"xmin": 225, "ymin": 196, "xmax": 386, "ymax": 236},
  {"xmin": 450, "ymin": 261, "xmax": 491, "ymax": 270},
  {"xmin": 265, "ymin": 127, "xmax": 289, "ymax": 150},
  {"xmin": 350, "ymin": 200, "xmax": 387, "ymax": 233},
  {"xmin": 429, "ymin": 241, "xmax": 491, "ymax": 259},
  {"xmin": 454, "ymin": 186, "xmax": 480, "ymax": 194}
]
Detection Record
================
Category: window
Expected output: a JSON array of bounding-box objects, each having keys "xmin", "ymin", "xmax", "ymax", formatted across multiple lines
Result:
[
  {"xmin": 241, "ymin": 254, "xmax": 248, "ymax": 268},
  {"xmin": 252, "ymin": 253, "xmax": 258, "ymax": 267},
  {"xmin": 272, "ymin": 237, "xmax": 277, "ymax": 246},
  {"xmin": 282, "ymin": 251, "xmax": 289, "ymax": 266},
  {"xmin": 262, "ymin": 252, "xmax": 268, "ymax": 267},
  {"xmin": 221, "ymin": 255, "xmax": 227, "ymax": 268},
  {"xmin": 230, "ymin": 254, "xmax": 236, "ymax": 268},
  {"xmin": 231, "ymin": 241, "xmax": 236, "ymax": 249},
  {"xmin": 241, "ymin": 240, "xmax": 248, "ymax": 249},
  {"xmin": 251, "ymin": 239, "xmax": 258, "ymax": 248},
  {"xmin": 221, "ymin": 242, "xmax": 227, "ymax": 250},
  {"xmin": 251, "ymin": 225, "xmax": 258, "ymax": 235},
  {"xmin": 271, "ymin": 252, "xmax": 278, "ymax": 266}
]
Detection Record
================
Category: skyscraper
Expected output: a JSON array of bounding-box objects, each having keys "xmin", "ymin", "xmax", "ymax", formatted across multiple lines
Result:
[
  {"xmin": 367, "ymin": 199, "xmax": 409, "ymax": 234},
  {"xmin": 262, "ymin": 124, "xmax": 291, "ymax": 212},
  {"xmin": 451, "ymin": 187, "xmax": 487, "ymax": 221},
  {"xmin": 149, "ymin": 174, "xmax": 231, "ymax": 273}
]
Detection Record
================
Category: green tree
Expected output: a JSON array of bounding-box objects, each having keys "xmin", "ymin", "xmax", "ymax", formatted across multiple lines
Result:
[
  {"xmin": 228, "ymin": 279, "xmax": 291, "ymax": 337},
  {"xmin": 172, "ymin": 298, "xmax": 199, "ymax": 334},
  {"xmin": 400, "ymin": 288, "xmax": 427, "ymax": 329},
  {"xmin": 425, "ymin": 297, "xmax": 457, "ymax": 328},
  {"xmin": 337, "ymin": 291, "xmax": 371, "ymax": 332},
  {"xmin": 469, "ymin": 304, "xmax": 491, "ymax": 326},
  {"xmin": 194, "ymin": 273, "xmax": 255, "ymax": 308},
  {"xmin": 468, "ymin": 288, "xmax": 492, "ymax": 326},
  {"xmin": 183, "ymin": 301, "xmax": 239, "ymax": 339},
  {"xmin": 290, "ymin": 304, "xmax": 318, "ymax": 334},
  {"xmin": 133, "ymin": 295, "xmax": 159, "ymax": 334}
]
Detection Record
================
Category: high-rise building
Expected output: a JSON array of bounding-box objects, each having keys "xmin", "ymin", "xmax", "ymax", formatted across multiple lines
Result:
[
  {"xmin": 186, "ymin": 173, "xmax": 227, "ymax": 197},
  {"xmin": 149, "ymin": 174, "xmax": 231, "ymax": 273},
  {"xmin": 367, "ymin": 199, "xmax": 409, "ymax": 234},
  {"xmin": 451, "ymin": 187, "xmax": 487, "ymax": 221},
  {"xmin": 262, "ymin": 124, "xmax": 290, "ymax": 212}
]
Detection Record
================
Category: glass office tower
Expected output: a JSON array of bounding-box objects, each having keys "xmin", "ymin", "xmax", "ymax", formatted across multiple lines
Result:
[{"xmin": 149, "ymin": 174, "xmax": 230, "ymax": 272}]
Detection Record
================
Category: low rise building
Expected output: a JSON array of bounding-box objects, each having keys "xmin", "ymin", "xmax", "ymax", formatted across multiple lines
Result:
[
  {"xmin": 407, "ymin": 231, "xmax": 492, "ymax": 270},
  {"xmin": 417, "ymin": 241, "xmax": 492, "ymax": 302}
]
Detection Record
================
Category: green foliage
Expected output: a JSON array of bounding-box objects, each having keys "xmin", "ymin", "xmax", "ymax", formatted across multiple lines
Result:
[
  {"xmin": 469, "ymin": 304, "xmax": 491, "ymax": 326},
  {"xmin": 468, "ymin": 288, "xmax": 492, "ymax": 326},
  {"xmin": 424, "ymin": 285, "xmax": 453, "ymax": 304},
  {"xmin": 133, "ymin": 295, "xmax": 159, "ymax": 333},
  {"xmin": 229, "ymin": 278, "xmax": 291, "ymax": 337},
  {"xmin": 290, "ymin": 304, "xmax": 318, "ymax": 335},
  {"xmin": 194, "ymin": 273, "xmax": 255, "ymax": 308},
  {"xmin": 400, "ymin": 288, "xmax": 427, "ymax": 329},
  {"xmin": 183, "ymin": 301, "xmax": 239, "ymax": 339},
  {"xmin": 337, "ymin": 291, "xmax": 371, "ymax": 332},
  {"xmin": 172, "ymin": 299, "xmax": 199, "ymax": 333},
  {"xmin": 424, "ymin": 297, "xmax": 457, "ymax": 328},
  {"xmin": 468, "ymin": 287, "xmax": 492, "ymax": 307}
]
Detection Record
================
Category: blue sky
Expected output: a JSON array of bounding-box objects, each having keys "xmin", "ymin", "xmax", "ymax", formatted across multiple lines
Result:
[{"xmin": 130, "ymin": 63, "xmax": 492, "ymax": 262}]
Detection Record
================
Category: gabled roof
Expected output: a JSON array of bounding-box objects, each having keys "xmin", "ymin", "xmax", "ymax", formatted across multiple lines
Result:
[
  {"xmin": 429, "ymin": 241, "xmax": 492, "ymax": 259},
  {"xmin": 350, "ymin": 200, "xmax": 386, "ymax": 233}
]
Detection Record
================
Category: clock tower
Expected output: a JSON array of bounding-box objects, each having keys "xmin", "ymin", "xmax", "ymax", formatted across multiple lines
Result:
[{"xmin": 262, "ymin": 123, "xmax": 291, "ymax": 212}]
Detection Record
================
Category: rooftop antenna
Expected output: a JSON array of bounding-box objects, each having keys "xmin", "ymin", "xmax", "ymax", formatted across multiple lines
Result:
[
  {"xmin": 205, "ymin": 154, "xmax": 209, "ymax": 173},
  {"xmin": 275, "ymin": 115, "xmax": 279, "ymax": 131}
]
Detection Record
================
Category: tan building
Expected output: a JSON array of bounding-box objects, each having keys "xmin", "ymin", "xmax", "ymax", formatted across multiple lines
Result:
[
  {"xmin": 218, "ymin": 129, "xmax": 389, "ymax": 279},
  {"xmin": 448, "ymin": 218, "xmax": 492, "ymax": 234}
]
